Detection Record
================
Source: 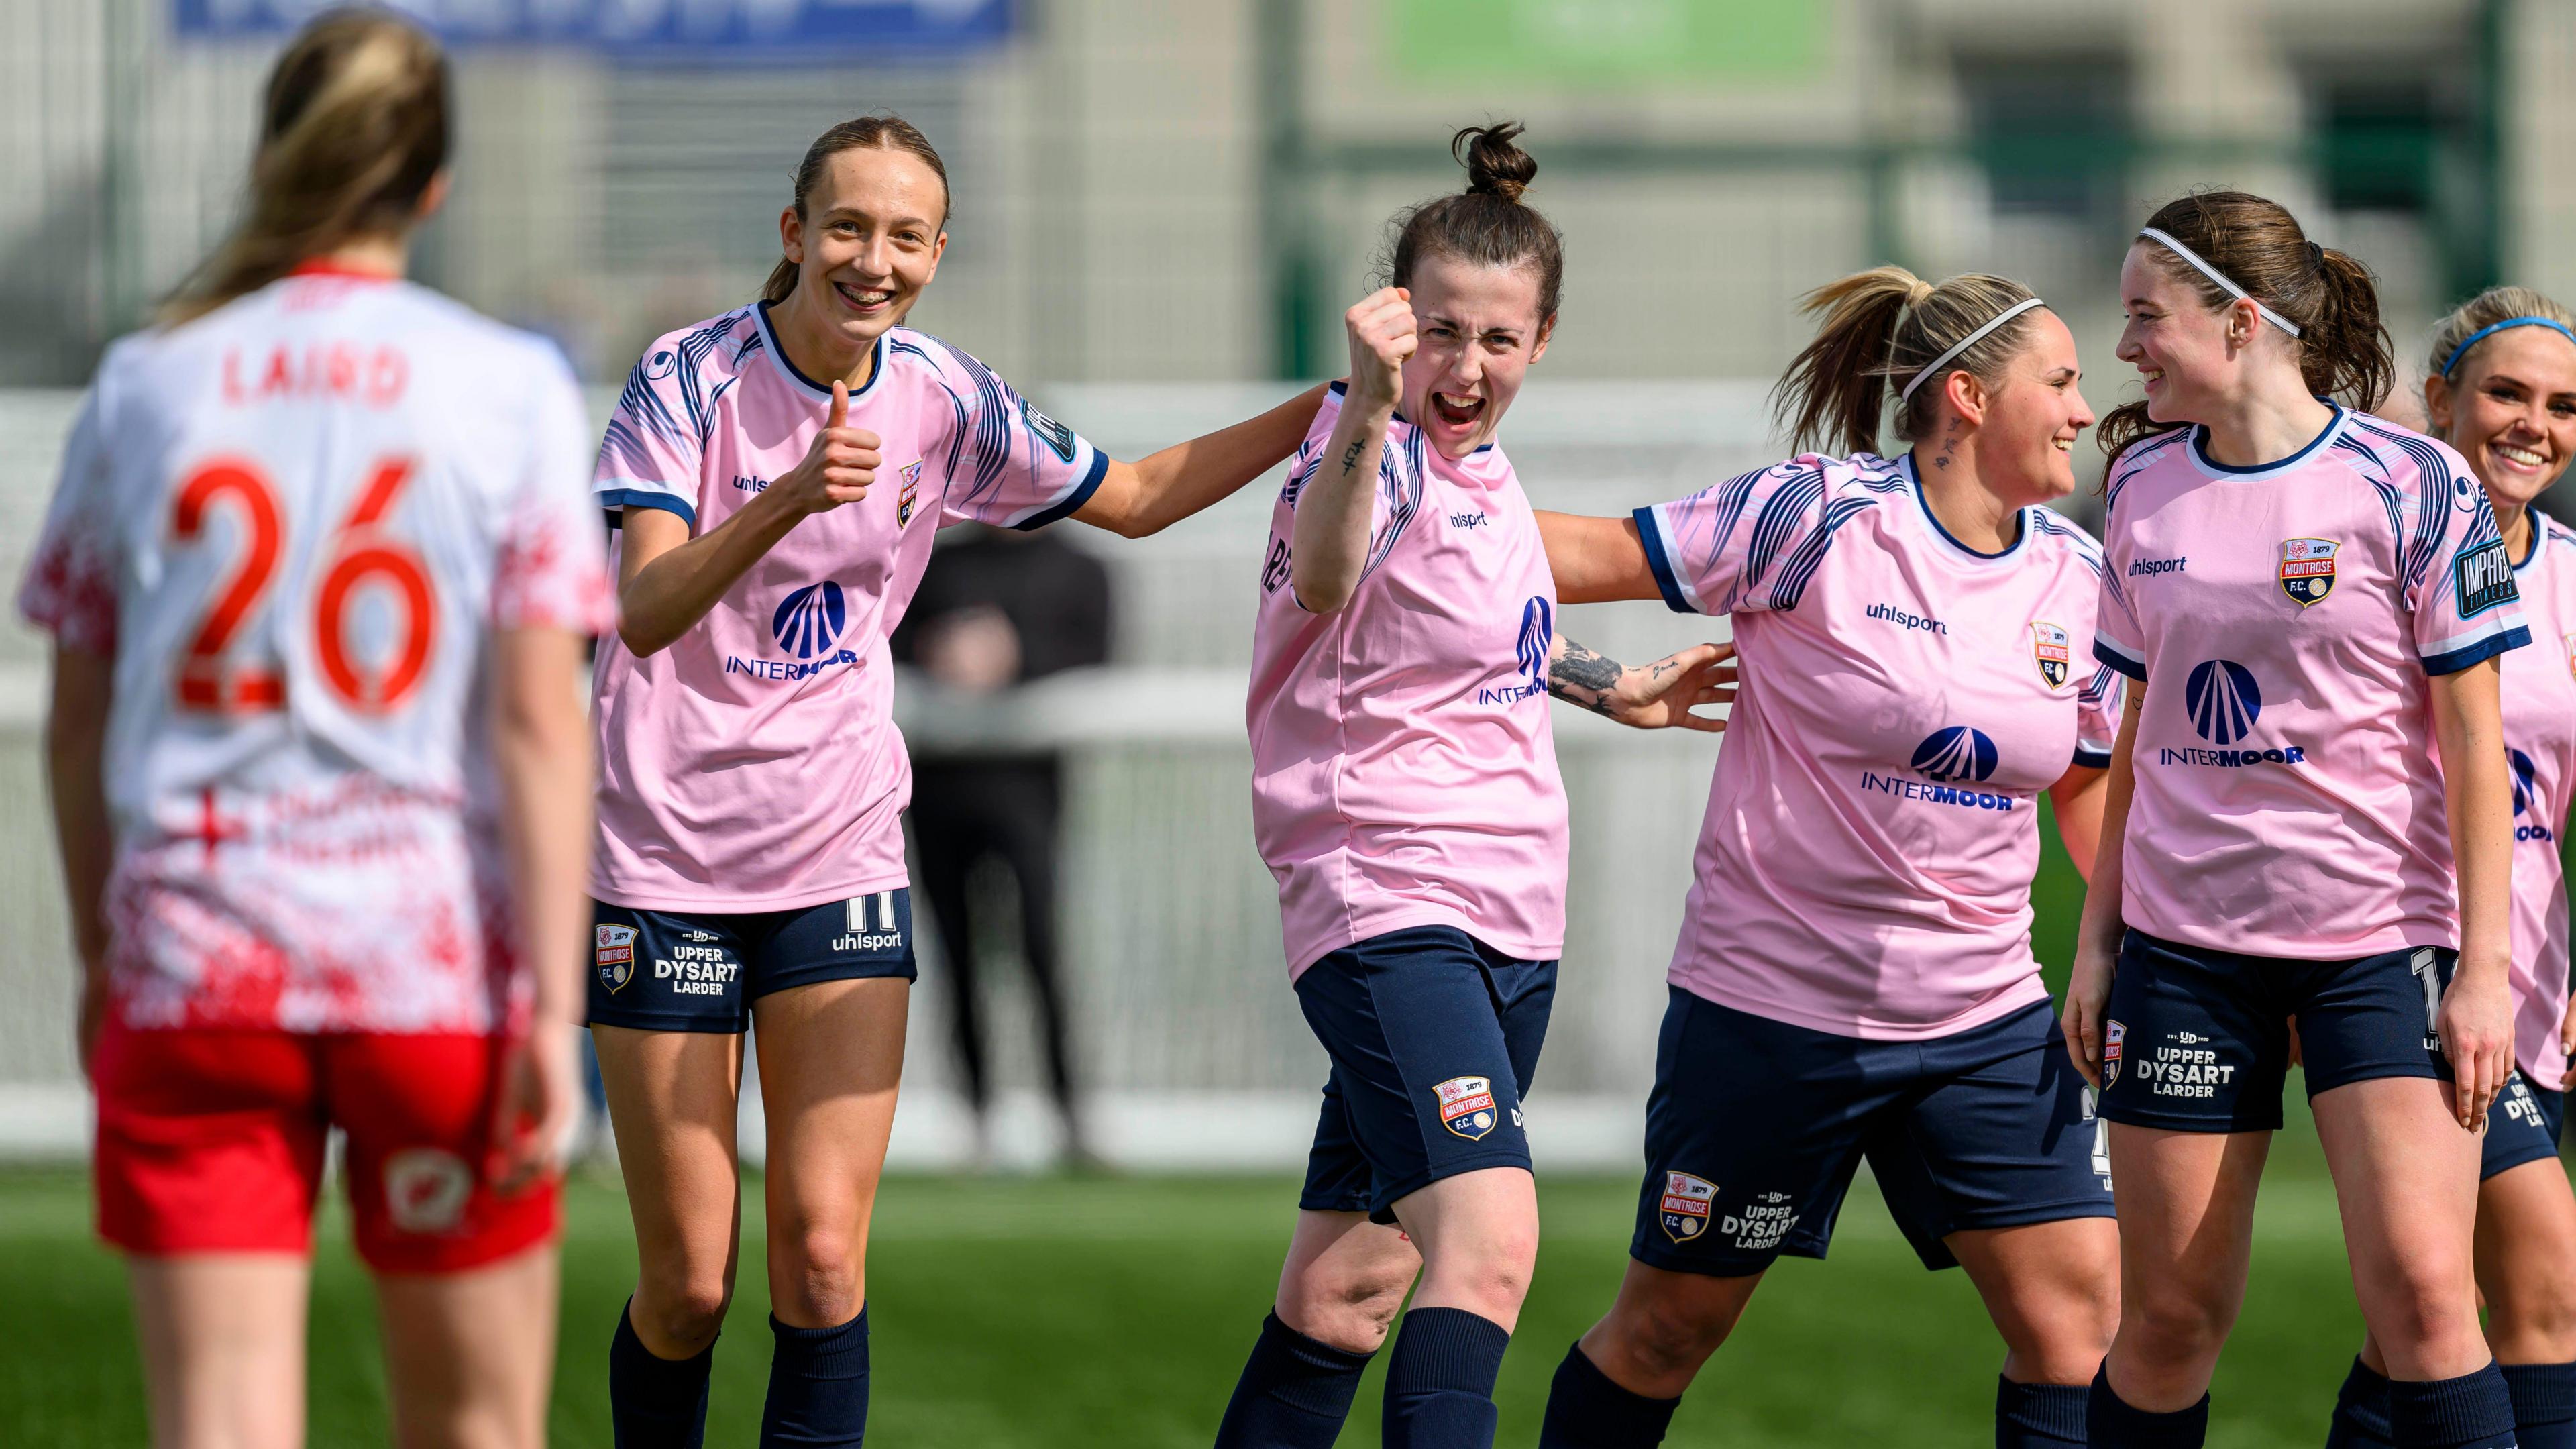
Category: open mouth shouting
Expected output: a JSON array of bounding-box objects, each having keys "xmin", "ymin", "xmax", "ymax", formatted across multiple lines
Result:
[{"xmin": 1428, "ymin": 389, "xmax": 1487, "ymax": 429}]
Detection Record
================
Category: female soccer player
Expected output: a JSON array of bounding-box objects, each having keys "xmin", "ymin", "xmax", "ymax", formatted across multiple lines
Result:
[
  {"xmin": 21, "ymin": 11, "xmax": 607, "ymax": 1448},
  {"xmin": 589, "ymin": 115, "xmax": 1332, "ymax": 1448},
  {"xmin": 1212, "ymin": 123, "xmax": 1730, "ymax": 1449},
  {"xmin": 1524, "ymin": 268, "xmax": 2123, "ymax": 1449},
  {"xmin": 2064, "ymin": 192, "xmax": 2529, "ymax": 1449},
  {"xmin": 2324, "ymin": 288, "xmax": 2576, "ymax": 1449}
]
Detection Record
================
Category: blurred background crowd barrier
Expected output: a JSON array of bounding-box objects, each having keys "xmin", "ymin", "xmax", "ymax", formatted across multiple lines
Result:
[{"xmin": 6, "ymin": 0, "xmax": 2575, "ymax": 1167}]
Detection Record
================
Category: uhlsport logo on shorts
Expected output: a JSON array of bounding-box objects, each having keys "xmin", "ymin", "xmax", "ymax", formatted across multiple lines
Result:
[
  {"xmin": 2031, "ymin": 621, "xmax": 2072, "ymax": 688},
  {"xmin": 2277, "ymin": 537, "xmax": 2338, "ymax": 607},
  {"xmin": 1659, "ymin": 1171, "xmax": 1716, "ymax": 1243},
  {"xmin": 1910, "ymin": 726, "xmax": 1998, "ymax": 784},
  {"xmin": 383, "ymin": 1148, "xmax": 472, "ymax": 1234},
  {"xmin": 596, "ymin": 924, "xmax": 637, "ymax": 993},
  {"xmin": 1434, "ymin": 1075, "xmax": 1499, "ymax": 1140},
  {"xmin": 2184, "ymin": 660, "xmax": 2261, "ymax": 745},
  {"xmin": 2102, "ymin": 1018, "xmax": 2125, "ymax": 1087}
]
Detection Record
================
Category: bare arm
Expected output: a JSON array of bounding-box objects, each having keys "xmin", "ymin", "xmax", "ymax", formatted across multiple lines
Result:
[
  {"xmin": 2430, "ymin": 656, "xmax": 2517, "ymax": 1130},
  {"xmin": 2062, "ymin": 689, "xmax": 2141, "ymax": 1085},
  {"xmin": 1538, "ymin": 511, "xmax": 1664, "ymax": 604},
  {"xmin": 1074, "ymin": 384, "xmax": 1334, "ymax": 540},
  {"xmin": 485, "ymin": 623, "xmax": 596, "ymax": 1189},
  {"xmin": 2046, "ymin": 764, "xmax": 2108, "ymax": 883},
  {"xmin": 42, "ymin": 643, "xmax": 113, "ymax": 1075},
  {"xmin": 617, "ymin": 380, "xmax": 879, "ymax": 657},
  {"xmin": 1546, "ymin": 635, "xmax": 1735, "ymax": 732},
  {"xmin": 1291, "ymin": 288, "xmax": 1416, "ymax": 614}
]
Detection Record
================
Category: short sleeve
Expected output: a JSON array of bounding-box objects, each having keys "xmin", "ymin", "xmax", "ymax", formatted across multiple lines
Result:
[
  {"xmin": 2091, "ymin": 560, "xmax": 2147, "ymax": 682},
  {"xmin": 2074, "ymin": 661, "xmax": 2125, "ymax": 769},
  {"xmin": 1633, "ymin": 458, "xmax": 1845, "ymax": 616},
  {"xmin": 2410, "ymin": 448, "xmax": 2531, "ymax": 674},
  {"xmin": 933, "ymin": 345, "xmax": 1108, "ymax": 532},
  {"xmin": 17, "ymin": 385, "xmax": 122, "ymax": 655},
  {"xmin": 594, "ymin": 340, "xmax": 706, "ymax": 529},
  {"xmin": 495, "ymin": 356, "xmax": 617, "ymax": 635}
]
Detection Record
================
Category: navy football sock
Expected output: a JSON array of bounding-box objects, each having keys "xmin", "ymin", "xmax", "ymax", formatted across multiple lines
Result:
[
  {"xmin": 2325, "ymin": 1358, "xmax": 2396, "ymax": 1449},
  {"xmin": 2086, "ymin": 1364, "xmax": 2208, "ymax": 1448},
  {"xmin": 760, "ymin": 1309, "xmax": 871, "ymax": 1448},
  {"xmin": 2504, "ymin": 1361, "xmax": 2576, "ymax": 1449},
  {"xmin": 1383, "ymin": 1307, "xmax": 1512, "ymax": 1449},
  {"xmin": 1537, "ymin": 1341, "xmax": 1680, "ymax": 1448},
  {"xmin": 1995, "ymin": 1376, "xmax": 2087, "ymax": 1448},
  {"xmin": 609, "ymin": 1298, "xmax": 716, "ymax": 1449},
  {"xmin": 1212, "ymin": 1310, "xmax": 1376, "ymax": 1448},
  {"xmin": 2387, "ymin": 1362, "xmax": 2521, "ymax": 1448}
]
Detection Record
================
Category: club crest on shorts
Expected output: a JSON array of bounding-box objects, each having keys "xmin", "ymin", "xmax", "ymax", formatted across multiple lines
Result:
[
  {"xmin": 2031, "ymin": 620, "xmax": 2072, "ymax": 689},
  {"xmin": 596, "ymin": 924, "xmax": 637, "ymax": 993},
  {"xmin": 2277, "ymin": 537, "xmax": 2338, "ymax": 607},
  {"xmin": 1433, "ymin": 1075, "xmax": 1499, "ymax": 1140},
  {"xmin": 1658, "ymin": 1171, "xmax": 1717, "ymax": 1243},
  {"xmin": 383, "ymin": 1148, "xmax": 472, "ymax": 1234},
  {"xmin": 896, "ymin": 460, "xmax": 924, "ymax": 526},
  {"xmin": 2102, "ymin": 1018, "xmax": 2125, "ymax": 1088}
]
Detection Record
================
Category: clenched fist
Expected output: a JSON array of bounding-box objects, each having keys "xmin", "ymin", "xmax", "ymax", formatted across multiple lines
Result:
[{"xmin": 1345, "ymin": 286, "xmax": 1417, "ymax": 411}]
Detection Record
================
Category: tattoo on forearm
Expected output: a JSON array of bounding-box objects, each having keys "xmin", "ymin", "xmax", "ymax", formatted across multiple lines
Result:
[
  {"xmin": 1338, "ymin": 439, "xmax": 1366, "ymax": 477},
  {"xmin": 1548, "ymin": 638, "xmax": 1625, "ymax": 717}
]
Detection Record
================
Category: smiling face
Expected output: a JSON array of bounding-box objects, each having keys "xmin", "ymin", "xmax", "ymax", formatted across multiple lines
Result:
[
  {"xmin": 2115, "ymin": 243, "xmax": 2266, "ymax": 425},
  {"xmin": 2426, "ymin": 325, "xmax": 2576, "ymax": 517},
  {"xmin": 1400, "ymin": 254, "xmax": 1554, "ymax": 458},
  {"xmin": 780, "ymin": 144, "xmax": 949, "ymax": 350},
  {"xmin": 1958, "ymin": 309, "xmax": 2094, "ymax": 505}
]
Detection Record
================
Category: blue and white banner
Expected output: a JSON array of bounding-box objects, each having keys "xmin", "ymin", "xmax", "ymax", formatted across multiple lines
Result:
[{"xmin": 172, "ymin": 1, "xmax": 1014, "ymax": 52}]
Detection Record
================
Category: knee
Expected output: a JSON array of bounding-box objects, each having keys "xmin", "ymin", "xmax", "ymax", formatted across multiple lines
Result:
[
  {"xmin": 777, "ymin": 1225, "xmax": 864, "ymax": 1326},
  {"xmin": 2493, "ymin": 1262, "xmax": 2576, "ymax": 1355},
  {"xmin": 1606, "ymin": 1289, "xmax": 1737, "ymax": 1383},
  {"xmin": 2122, "ymin": 1282, "xmax": 2238, "ymax": 1368},
  {"xmin": 1283, "ymin": 1257, "xmax": 1419, "ymax": 1355},
  {"xmin": 1427, "ymin": 1220, "xmax": 1538, "ymax": 1317},
  {"xmin": 2001, "ymin": 1282, "xmax": 2121, "ymax": 1385},
  {"xmin": 635, "ymin": 1270, "xmax": 733, "ymax": 1354}
]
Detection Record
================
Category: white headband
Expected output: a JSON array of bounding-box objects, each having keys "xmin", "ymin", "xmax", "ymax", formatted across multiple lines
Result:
[
  {"xmin": 1898, "ymin": 297, "xmax": 2047, "ymax": 404},
  {"xmin": 2137, "ymin": 227, "xmax": 2302, "ymax": 338}
]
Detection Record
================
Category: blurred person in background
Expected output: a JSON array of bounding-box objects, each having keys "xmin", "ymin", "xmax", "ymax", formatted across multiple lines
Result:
[
  {"xmin": 2065, "ymin": 192, "xmax": 2526, "ymax": 1449},
  {"xmin": 2322, "ymin": 287, "xmax": 2576, "ymax": 1449},
  {"xmin": 1216, "ymin": 123, "xmax": 1732, "ymax": 1449},
  {"xmin": 1528, "ymin": 269, "xmax": 2121, "ymax": 1449},
  {"xmin": 891, "ymin": 525, "xmax": 1110, "ymax": 1167},
  {"xmin": 20, "ymin": 10, "xmax": 608, "ymax": 1448},
  {"xmin": 585, "ymin": 114, "xmax": 1329, "ymax": 1448}
]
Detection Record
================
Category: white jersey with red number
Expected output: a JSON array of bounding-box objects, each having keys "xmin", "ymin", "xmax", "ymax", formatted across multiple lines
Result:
[{"xmin": 16, "ymin": 266, "xmax": 615, "ymax": 1036}]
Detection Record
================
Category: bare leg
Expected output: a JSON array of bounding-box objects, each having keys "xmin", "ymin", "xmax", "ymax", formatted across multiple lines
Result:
[
  {"xmin": 1273, "ymin": 1208, "xmax": 1422, "ymax": 1353},
  {"xmin": 2312, "ymin": 1078, "xmax": 2490, "ymax": 1381},
  {"xmin": 376, "ymin": 1244, "xmax": 560, "ymax": 1449},
  {"xmin": 2478, "ymin": 1155, "xmax": 2576, "ymax": 1364},
  {"xmin": 2098, "ymin": 1124, "xmax": 2269, "ymax": 1411},
  {"xmin": 592, "ymin": 1025, "xmax": 745, "ymax": 1356},
  {"xmin": 1950, "ymin": 1217, "xmax": 2122, "ymax": 1385},
  {"xmin": 752, "ymin": 977, "xmax": 909, "ymax": 1328},
  {"xmin": 126, "ymin": 1254, "xmax": 310, "ymax": 1449},
  {"xmin": 1572, "ymin": 1258, "xmax": 1764, "ymax": 1399}
]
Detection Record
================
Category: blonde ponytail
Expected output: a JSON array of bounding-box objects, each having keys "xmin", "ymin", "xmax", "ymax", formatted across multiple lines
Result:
[{"xmin": 1771, "ymin": 267, "xmax": 2043, "ymax": 455}]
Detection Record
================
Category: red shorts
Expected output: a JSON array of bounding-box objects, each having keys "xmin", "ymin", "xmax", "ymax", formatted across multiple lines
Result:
[{"xmin": 91, "ymin": 1022, "xmax": 559, "ymax": 1274}]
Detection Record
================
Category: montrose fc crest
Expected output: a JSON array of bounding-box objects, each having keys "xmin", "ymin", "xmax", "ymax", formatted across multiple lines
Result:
[
  {"xmin": 2031, "ymin": 621, "xmax": 2072, "ymax": 689},
  {"xmin": 1659, "ymin": 1171, "xmax": 1717, "ymax": 1243},
  {"xmin": 2277, "ymin": 538, "xmax": 2338, "ymax": 607},
  {"xmin": 2102, "ymin": 1018, "xmax": 2125, "ymax": 1088},
  {"xmin": 896, "ymin": 460, "xmax": 924, "ymax": 526},
  {"xmin": 1433, "ymin": 1075, "xmax": 1499, "ymax": 1140},
  {"xmin": 596, "ymin": 924, "xmax": 637, "ymax": 993}
]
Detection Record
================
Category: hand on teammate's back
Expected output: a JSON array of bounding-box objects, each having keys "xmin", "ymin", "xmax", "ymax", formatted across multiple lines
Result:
[
  {"xmin": 1345, "ymin": 286, "xmax": 1416, "ymax": 409},
  {"xmin": 776, "ymin": 378, "xmax": 881, "ymax": 515}
]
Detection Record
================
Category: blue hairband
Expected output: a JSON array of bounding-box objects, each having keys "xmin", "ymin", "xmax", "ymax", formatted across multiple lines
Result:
[{"xmin": 2440, "ymin": 315, "xmax": 2576, "ymax": 378}]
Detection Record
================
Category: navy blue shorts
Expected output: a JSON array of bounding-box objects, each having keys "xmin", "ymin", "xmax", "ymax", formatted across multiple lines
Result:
[
  {"xmin": 1294, "ymin": 926, "xmax": 1557, "ymax": 1225},
  {"xmin": 2485, "ymin": 1074, "xmax": 2568, "ymax": 1180},
  {"xmin": 1631, "ymin": 989, "xmax": 2112, "ymax": 1277},
  {"xmin": 586, "ymin": 890, "xmax": 916, "ymax": 1034},
  {"xmin": 2099, "ymin": 930, "xmax": 2453, "ymax": 1134}
]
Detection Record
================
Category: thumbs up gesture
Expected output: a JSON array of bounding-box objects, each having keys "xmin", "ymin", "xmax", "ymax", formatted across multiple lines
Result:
[{"xmin": 777, "ymin": 379, "xmax": 881, "ymax": 515}]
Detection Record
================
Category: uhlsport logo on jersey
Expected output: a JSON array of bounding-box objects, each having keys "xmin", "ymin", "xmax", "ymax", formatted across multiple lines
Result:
[
  {"xmin": 1659, "ymin": 1171, "xmax": 1716, "ymax": 1244},
  {"xmin": 1480, "ymin": 597, "xmax": 1553, "ymax": 705},
  {"xmin": 896, "ymin": 460, "xmax": 924, "ymax": 526},
  {"xmin": 730, "ymin": 581, "xmax": 862, "ymax": 681},
  {"xmin": 1434, "ymin": 1075, "xmax": 1499, "ymax": 1140},
  {"xmin": 2277, "ymin": 537, "xmax": 2338, "ymax": 607},
  {"xmin": 2102, "ymin": 1019, "xmax": 2125, "ymax": 1087},
  {"xmin": 2031, "ymin": 621, "xmax": 2072, "ymax": 688},
  {"xmin": 596, "ymin": 924, "xmax": 637, "ymax": 993},
  {"xmin": 1857, "ymin": 725, "xmax": 2015, "ymax": 814}
]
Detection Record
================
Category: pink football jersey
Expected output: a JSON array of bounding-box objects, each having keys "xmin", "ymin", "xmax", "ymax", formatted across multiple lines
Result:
[
  {"xmin": 2092, "ymin": 409, "xmax": 2531, "ymax": 959},
  {"xmin": 16, "ymin": 268, "xmax": 615, "ymax": 1035},
  {"xmin": 2500, "ymin": 515, "xmax": 2576, "ymax": 1089},
  {"xmin": 591, "ymin": 305, "xmax": 1105, "ymax": 912},
  {"xmin": 1638, "ymin": 452, "xmax": 2121, "ymax": 1040},
  {"xmin": 1246, "ymin": 384, "xmax": 1568, "ymax": 976}
]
